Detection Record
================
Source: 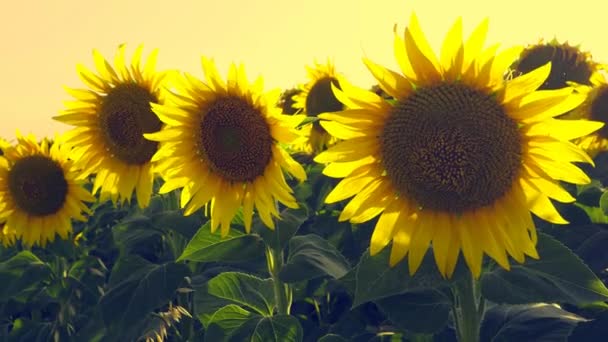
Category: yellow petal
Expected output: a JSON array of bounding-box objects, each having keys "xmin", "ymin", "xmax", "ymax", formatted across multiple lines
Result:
[{"xmin": 499, "ymin": 62, "xmax": 551, "ymax": 104}]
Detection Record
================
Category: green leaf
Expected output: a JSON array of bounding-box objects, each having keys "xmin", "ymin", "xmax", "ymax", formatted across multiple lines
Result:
[
  {"xmin": 353, "ymin": 248, "xmax": 457, "ymax": 307},
  {"xmin": 112, "ymin": 222, "xmax": 161, "ymax": 255},
  {"xmin": 575, "ymin": 203, "xmax": 608, "ymax": 224},
  {"xmin": 480, "ymin": 304, "xmax": 586, "ymax": 342},
  {"xmin": 481, "ymin": 233, "xmax": 608, "ymax": 305},
  {"xmin": 178, "ymin": 222, "xmax": 265, "ymax": 262},
  {"xmin": 600, "ymin": 191, "xmax": 608, "ymax": 216},
  {"xmin": 376, "ymin": 289, "xmax": 451, "ymax": 333},
  {"xmin": 205, "ymin": 304, "xmax": 259, "ymax": 341},
  {"xmin": 99, "ymin": 257, "xmax": 190, "ymax": 334},
  {"xmin": 228, "ymin": 315, "xmax": 303, "ymax": 342},
  {"xmin": 280, "ymin": 234, "xmax": 351, "ymax": 282},
  {"xmin": 0, "ymin": 251, "xmax": 52, "ymax": 301},
  {"xmin": 318, "ymin": 334, "xmax": 349, "ymax": 342},
  {"xmin": 6, "ymin": 319, "xmax": 53, "ymax": 342},
  {"xmin": 192, "ymin": 274, "xmax": 234, "ymax": 327},
  {"xmin": 207, "ymin": 272, "xmax": 275, "ymax": 317},
  {"xmin": 151, "ymin": 209, "xmax": 204, "ymax": 239},
  {"xmin": 253, "ymin": 207, "xmax": 308, "ymax": 250}
]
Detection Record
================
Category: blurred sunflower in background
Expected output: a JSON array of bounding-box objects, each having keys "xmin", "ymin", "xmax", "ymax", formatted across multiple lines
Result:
[
  {"xmin": 54, "ymin": 45, "xmax": 169, "ymax": 208},
  {"xmin": 278, "ymin": 87, "xmax": 302, "ymax": 115},
  {"xmin": 563, "ymin": 72, "xmax": 608, "ymax": 157},
  {"xmin": 315, "ymin": 14, "xmax": 601, "ymax": 278},
  {"xmin": 510, "ymin": 38, "xmax": 604, "ymax": 89},
  {"xmin": 292, "ymin": 60, "xmax": 345, "ymax": 154},
  {"xmin": 0, "ymin": 133, "xmax": 94, "ymax": 247},
  {"xmin": 145, "ymin": 58, "xmax": 306, "ymax": 236}
]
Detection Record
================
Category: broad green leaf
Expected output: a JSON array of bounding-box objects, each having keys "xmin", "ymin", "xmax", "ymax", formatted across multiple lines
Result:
[
  {"xmin": 353, "ymin": 248, "xmax": 458, "ymax": 307},
  {"xmin": 253, "ymin": 207, "xmax": 308, "ymax": 250},
  {"xmin": 280, "ymin": 234, "xmax": 351, "ymax": 282},
  {"xmin": 107, "ymin": 255, "xmax": 157, "ymax": 288},
  {"xmin": 376, "ymin": 289, "xmax": 451, "ymax": 333},
  {"xmin": 192, "ymin": 272, "xmax": 235, "ymax": 327},
  {"xmin": 576, "ymin": 180, "xmax": 603, "ymax": 207},
  {"xmin": 151, "ymin": 209, "xmax": 204, "ymax": 239},
  {"xmin": 0, "ymin": 251, "xmax": 52, "ymax": 301},
  {"xmin": 481, "ymin": 233, "xmax": 608, "ymax": 305},
  {"xmin": 480, "ymin": 304, "xmax": 585, "ymax": 342},
  {"xmin": 112, "ymin": 222, "xmax": 161, "ymax": 255},
  {"xmin": 178, "ymin": 222, "xmax": 265, "ymax": 262},
  {"xmin": 228, "ymin": 315, "xmax": 303, "ymax": 342},
  {"xmin": 100, "ymin": 257, "xmax": 190, "ymax": 334},
  {"xmin": 575, "ymin": 230, "xmax": 608, "ymax": 273},
  {"xmin": 205, "ymin": 304, "xmax": 259, "ymax": 342},
  {"xmin": 207, "ymin": 272, "xmax": 275, "ymax": 317}
]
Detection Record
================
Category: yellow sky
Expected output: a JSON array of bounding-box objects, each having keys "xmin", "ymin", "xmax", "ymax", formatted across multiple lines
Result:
[{"xmin": 1, "ymin": 0, "xmax": 607, "ymax": 140}]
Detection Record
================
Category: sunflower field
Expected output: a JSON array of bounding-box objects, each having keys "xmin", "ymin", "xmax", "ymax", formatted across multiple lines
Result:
[{"xmin": 3, "ymin": 12, "xmax": 608, "ymax": 342}]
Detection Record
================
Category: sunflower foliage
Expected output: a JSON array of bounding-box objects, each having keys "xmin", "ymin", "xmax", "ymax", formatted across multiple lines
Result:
[{"xmin": 4, "ymin": 15, "xmax": 608, "ymax": 342}]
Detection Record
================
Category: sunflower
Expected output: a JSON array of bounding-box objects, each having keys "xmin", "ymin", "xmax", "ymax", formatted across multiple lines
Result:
[
  {"xmin": 314, "ymin": 14, "xmax": 601, "ymax": 278},
  {"xmin": 0, "ymin": 133, "xmax": 94, "ymax": 247},
  {"xmin": 145, "ymin": 58, "xmax": 307, "ymax": 236},
  {"xmin": 292, "ymin": 60, "xmax": 345, "ymax": 154},
  {"xmin": 562, "ymin": 72, "xmax": 608, "ymax": 156},
  {"xmin": 278, "ymin": 87, "xmax": 302, "ymax": 115},
  {"xmin": 510, "ymin": 38, "xmax": 604, "ymax": 90},
  {"xmin": 54, "ymin": 45, "xmax": 169, "ymax": 208}
]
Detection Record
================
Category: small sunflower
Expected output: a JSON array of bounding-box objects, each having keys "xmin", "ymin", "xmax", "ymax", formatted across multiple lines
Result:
[
  {"xmin": 292, "ymin": 60, "xmax": 345, "ymax": 154},
  {"xmin": 54, "ymin": 45, "xmax": 169, "ymax": 208},
  {"xmin": 510, "ymin": 38, "xmax": 604, "ymax": 90},
  {"xmin": 145, "ymin": 58, "xmax": 306, "ymax": 236},
  {"xmin": 278, "ymin": 87, "xmax": 302, "ymax": 115},
  {"xmin": 315, "ymin": 14, "xmax": 601, "ymax": 278},
  {"xmin": 0, "ymin": 133, "xmax": 94, "ymax": 247},
  {"xmin": 563, "ymin": 72, "xmax": 608, "ymax": 156}
]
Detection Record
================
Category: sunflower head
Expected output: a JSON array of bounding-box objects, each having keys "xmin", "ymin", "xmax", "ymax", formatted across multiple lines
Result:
[
  {"xmin": 54, "ymin": 44, "xmax": 169, "ymax": 208},
  {"xmin": 0, "ymin": 132, "xmax": 95, "ymax": 247},
  {"xmin": 562, "ymin": 72, "xmax": 608, "ymax": 156},
  {"xmin": 292, "ymin": 60, "xmax": 345, "ymax": 154},
  {"xmin": 510, "ymin": 38, "xmax": 604, "ymax": 90},
  {"xmin": 315, "ymin": 14, "xmax": 600, "ymax": 279},
  {"xmin": 145, "ymin": 58, "xmax": 306, "ymax": 237},
  {"xmin": 278, "ymin": 87, "xmax": 303, "ymax": 115}
]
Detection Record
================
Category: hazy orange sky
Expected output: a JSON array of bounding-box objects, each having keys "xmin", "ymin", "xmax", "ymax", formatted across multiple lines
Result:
[{"xmin": 2, "ymin": 0, "xmax": 607, "ymax": 140}]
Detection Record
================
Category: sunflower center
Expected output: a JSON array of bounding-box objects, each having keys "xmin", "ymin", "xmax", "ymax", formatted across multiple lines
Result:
[
  {"xmin": 7, "ymin": 156, "xmax": 68, "ymax": 216},
  {"xmin": 305, "ymin": 77, "xmax": 344, "ymax": 131},
  {"xmin": 199, "ymin": 96, "xmax": 273, "ymax": 182},
  {"xmin": 513, "ymin": 44, "xmax": 593, "ymax": 90},
  {"xmin": 590, "ymin": 86, "xmax": 608, "ymax": 138},
  {"xmin": 381, "ymin": 83, "xmax": 522, "ymax": 213},
  {"xmin": 99, "ymin": 83, "xmax": 161, "ymax": 165}
]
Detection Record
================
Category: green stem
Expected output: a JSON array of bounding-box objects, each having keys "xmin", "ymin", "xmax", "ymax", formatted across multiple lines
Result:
[
  {"xmin": 266, "ymin": 245, "xmax": 290, "ymax": 315},
  {"xmin": 453, "ymin": 273, "xmax": 482, "ymax": 342}
]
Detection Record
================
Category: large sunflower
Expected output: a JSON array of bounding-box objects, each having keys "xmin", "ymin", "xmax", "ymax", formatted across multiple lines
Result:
[
  {"xmin": 145, "ymin": 58, "xmax": 307, "ymax": 236},
  {"xmin": 510, "ymin": 38, "xmax": 605, "ymax": 90},
  {"xmin": 315, "ymin": 14, "xmax": 601, "ymax": 278},
  {"xmin": 563, "ymin": 72, "xmax": 608, "ymax": 156},
  {"xmin": 0, "ymin": 133, "xmax": 94, "ymax": 247},
  {"xmin": 292, "ymin": 60, "xmax": 345, "ymax": 154},
  {"xmin": 54, "ymin": 45, "xmax": 169, "ymax": 208}
]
